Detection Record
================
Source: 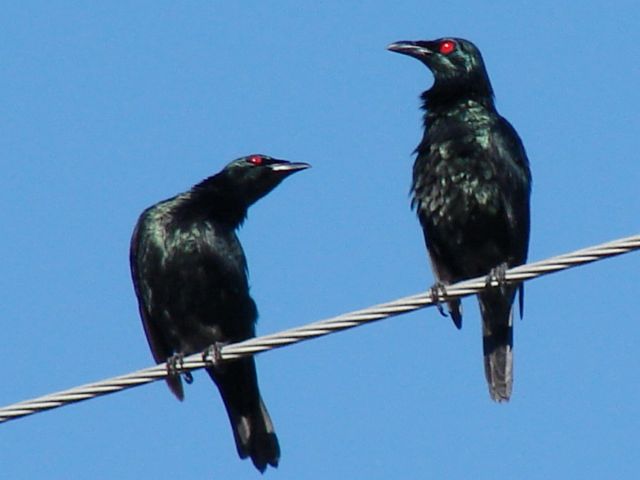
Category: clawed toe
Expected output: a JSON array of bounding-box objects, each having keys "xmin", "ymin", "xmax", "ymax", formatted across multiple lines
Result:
[
  {"xmin": 485, "ymin": 262, "xmax": 509, "ymax": 289},
  {"xmin": 202, "ymin": 342, "xmax": 227, "ymax": 367},
  {"xmin": 167, "ymin": 353, "xmax": 192, "ymax": 383},
  {"xmin": 429, "ymin": 282, "xmax": 449, "ymax": 318}
]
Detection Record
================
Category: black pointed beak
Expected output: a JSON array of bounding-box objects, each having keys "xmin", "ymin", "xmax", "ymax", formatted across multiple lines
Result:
[
  {"xmin": 268, "ymin": 160, "xmax": 311, "ymax": 173},
  {"xmin": 387, "ymin": 41, "xmax": 433, "ymax": 60}
]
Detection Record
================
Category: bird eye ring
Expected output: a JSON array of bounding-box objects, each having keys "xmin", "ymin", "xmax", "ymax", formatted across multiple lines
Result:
[{"xmin": 248, "ymin": 155, "xmax": 263, "ymax": 165}]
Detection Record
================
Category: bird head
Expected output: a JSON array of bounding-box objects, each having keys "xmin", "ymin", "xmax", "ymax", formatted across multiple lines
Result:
[
  {"xmin": 387, "ymin": 37, "xmax": 493, "ymax": 101},
  {"xmin": 221, "ymin": 154, "xmax": 310, "ymax": 206}
]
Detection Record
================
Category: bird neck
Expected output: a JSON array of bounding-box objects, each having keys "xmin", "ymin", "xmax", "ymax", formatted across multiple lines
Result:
[
  {"xmin": 422, "ymin": 95, "xmax": 496, "ymax": 121},
  {"xmin": 185, "ymin": 174, "xmax": 250, "ymax": 228},
  {"xmin": 421, "ymin": 77, "xmax": 495, "ymax": 114}
]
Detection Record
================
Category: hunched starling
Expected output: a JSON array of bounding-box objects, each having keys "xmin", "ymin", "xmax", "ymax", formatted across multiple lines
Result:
[
  {"xmin": 388, "ymin": 38, "xmax": 531, "ymax": 402},
  {"xmin": 130, "ymin": 154, "xmax": 310, "ymax": 470}
]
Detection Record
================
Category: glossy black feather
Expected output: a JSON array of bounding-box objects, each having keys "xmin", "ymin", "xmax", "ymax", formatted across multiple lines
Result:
[
  {"xmin": 130, "ymin": 154, "xmax": 309, "ymax": 471},
  {"xmin": 389, "ymin": 38, "xmax": 531, "ymax": 401}
]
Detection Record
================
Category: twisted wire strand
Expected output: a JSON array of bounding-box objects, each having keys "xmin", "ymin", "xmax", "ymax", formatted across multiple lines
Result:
[{"xmin": 1, "ymin": 233, "xmax": 638, "ymax": 423}]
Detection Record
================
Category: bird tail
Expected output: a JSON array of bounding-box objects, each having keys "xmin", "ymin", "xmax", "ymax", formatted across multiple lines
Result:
[
  {"xmin": 478, "ymin": 286, "xmax": 516, "ymax": 402},
  {"xmin": 207, "ymin": 360, "xmax": 280, "ymax": 473}
]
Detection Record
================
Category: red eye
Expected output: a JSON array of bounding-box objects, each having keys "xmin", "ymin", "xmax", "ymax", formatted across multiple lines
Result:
[
  {"xmin": 248, "ymin": 155, "xmax": 263, "ymax": 165},
  {"xmin": 439, "ymin": 40, "xmax": 456, "ymax": 55}
]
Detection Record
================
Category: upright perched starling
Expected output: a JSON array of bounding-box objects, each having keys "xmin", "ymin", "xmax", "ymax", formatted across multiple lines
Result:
[
  {"xmin": 130, "ymin": 154, "xmax": 310, "ymax": 470},
  {"xmin": 388, "ymin": 38, "xmax": 531, "ymax": 401}
]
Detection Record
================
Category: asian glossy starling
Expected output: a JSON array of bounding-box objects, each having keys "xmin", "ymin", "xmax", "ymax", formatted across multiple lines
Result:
[
  {"xmin": 130, "ymin": 154, "xmax": 309, "ymax": 470},
  {"xmin": 388, "ymin": 38, "xmax": 531, "ymax": 401}
]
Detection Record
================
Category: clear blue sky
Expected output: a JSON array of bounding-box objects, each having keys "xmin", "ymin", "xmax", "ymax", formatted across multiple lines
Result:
[{"xmin": 2, "ymin": 2, "xmax": 639, "ymax": 478}]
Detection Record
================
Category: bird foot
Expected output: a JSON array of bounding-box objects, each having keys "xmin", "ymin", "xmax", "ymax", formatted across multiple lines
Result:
[
  {"xmin": 167, "ymin": 353, "xmax": 193, "ymax": 384},
  {"xmin": 202, "ymin": 342, "xmax": 227, "ymax": 367},
  {"xmin": 429, "ymin": 282, "xmax": 449, "ymax": 318},
  {"xmin": 485, "ymin": 262, "xmax": 509, "ymax": 289}
]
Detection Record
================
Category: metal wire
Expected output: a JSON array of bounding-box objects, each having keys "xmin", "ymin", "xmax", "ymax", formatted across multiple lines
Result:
[{"xmin": 1, "ymin": 233, "xmax": 638, "ymax": 423}]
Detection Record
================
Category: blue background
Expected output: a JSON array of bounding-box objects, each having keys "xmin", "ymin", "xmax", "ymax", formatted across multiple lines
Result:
[{"xmin": 1, "ymin": 2, "xmax": 639, "ymax": 478}]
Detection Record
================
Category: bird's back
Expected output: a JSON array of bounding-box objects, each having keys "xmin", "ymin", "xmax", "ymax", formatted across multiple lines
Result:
[
  {"xmin": 129, "ymin": 154, "xmax": 311, "ymax": 471},
  {"xmin": 131, "ymin": 196, "xmax": 257, "ymax": 358}
]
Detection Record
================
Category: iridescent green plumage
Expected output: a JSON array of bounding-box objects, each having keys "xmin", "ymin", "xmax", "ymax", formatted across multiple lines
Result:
[
  {"xmin": 389, "ymin": 38, "xmax": 531, "ymax": 401},
  {"xmin": 130, "ymin": 155, "xmax": 309, "ymax": 470}
]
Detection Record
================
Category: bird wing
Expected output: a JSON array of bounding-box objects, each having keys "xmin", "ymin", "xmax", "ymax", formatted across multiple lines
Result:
[
  {"xmin": 490, "ymin": 117, "xmax": 532, "ymax": 317},
  {"xmin": 130, "ymin": 212, "xmax": 186, "ymax": 399},
  {"xmin": 130, "ymin": 216, "xmax": 177, "ymax": 364},
  {"xmin": 490, "ymin": 117, "xmax": 532, "ymax": 266}
]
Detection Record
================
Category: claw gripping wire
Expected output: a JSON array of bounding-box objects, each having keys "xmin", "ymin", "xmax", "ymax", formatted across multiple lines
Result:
[{"xmin": 0, "ymin": 233, "xmax": 638, "ymax": 423}]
